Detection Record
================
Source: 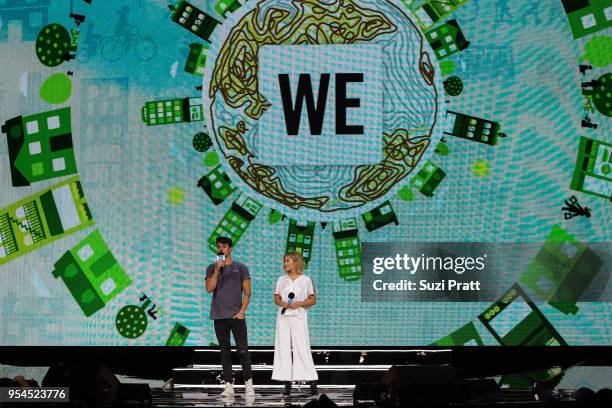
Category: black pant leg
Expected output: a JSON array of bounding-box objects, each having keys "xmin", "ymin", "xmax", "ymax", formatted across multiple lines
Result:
[
  {"xmin": 230, "ymin": 318, "xmax": 253, "ymax": 381},
  {"xmin": 214, "ymin": 319, "xmax": 233, "ymax": 382}
]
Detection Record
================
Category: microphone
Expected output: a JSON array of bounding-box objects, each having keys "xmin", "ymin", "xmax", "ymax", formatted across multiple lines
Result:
[
  {"xmin": 281, "ymin": 292, "xmax": 295, "ymax": 315},
  {"xmin": 217, "ymin": 252, "xmax": 225, "ymax": 273}
]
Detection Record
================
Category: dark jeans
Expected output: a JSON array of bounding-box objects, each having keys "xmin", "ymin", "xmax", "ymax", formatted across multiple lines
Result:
[{"xmin": 214, "ymin": 318, "xmax": 253, "ymax": 382}]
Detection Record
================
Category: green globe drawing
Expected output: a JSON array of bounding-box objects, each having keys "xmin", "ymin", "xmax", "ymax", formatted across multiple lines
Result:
[{"xmin": 203, "ymin": 0, "xmax": 445, "ymax": 221}]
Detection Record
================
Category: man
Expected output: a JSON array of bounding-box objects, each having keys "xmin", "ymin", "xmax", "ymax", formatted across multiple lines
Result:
[{"xmin": 206, "ymin": 236, "xmax": 255, "ymax": 398}]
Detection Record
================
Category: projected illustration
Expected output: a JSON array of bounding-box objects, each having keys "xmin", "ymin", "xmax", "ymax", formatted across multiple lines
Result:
[
  {"xmin": 204, "ymin": 0, "xmax": 444, "ymax": 220},
  {"xmin": 0, "ymin": 0, "xmax": 611, "ymax": 349}
]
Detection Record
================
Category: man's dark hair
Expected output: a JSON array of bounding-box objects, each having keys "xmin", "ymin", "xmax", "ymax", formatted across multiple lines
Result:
[{"xmin": 216, "ymin": 236, "xmax": 233, "ymax": 247}]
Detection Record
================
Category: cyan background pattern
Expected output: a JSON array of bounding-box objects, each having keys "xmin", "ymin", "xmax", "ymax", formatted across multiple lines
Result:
[{"xmin": 0, "ymin": 0, "xmax": 611, "ymax": 346}]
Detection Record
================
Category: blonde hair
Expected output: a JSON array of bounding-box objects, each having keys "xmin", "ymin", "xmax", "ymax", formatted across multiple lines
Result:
[{"xmin": 284, "ymin": 252, "xmax": 304, "ymax": 275}]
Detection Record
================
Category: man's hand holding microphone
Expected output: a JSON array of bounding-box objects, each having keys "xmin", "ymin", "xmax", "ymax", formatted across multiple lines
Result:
[
  {"xmin": 206, "ymin": 251, "xmax": 226, "ymax": 294},
  {"xmin": 214, "ymin": 251, "xmax": 225, "ymax": 274}
]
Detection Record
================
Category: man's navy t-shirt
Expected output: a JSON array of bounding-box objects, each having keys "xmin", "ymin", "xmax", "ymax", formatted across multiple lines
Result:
[{"xmin": 205, "ymin": 261, "xmax": 250, "ymax": 320}]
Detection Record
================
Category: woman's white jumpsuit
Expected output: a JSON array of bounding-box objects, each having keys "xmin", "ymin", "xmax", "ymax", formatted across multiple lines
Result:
[{"xmin": 271, "ymin": 274, "xmax": 318, "ymax": 382}]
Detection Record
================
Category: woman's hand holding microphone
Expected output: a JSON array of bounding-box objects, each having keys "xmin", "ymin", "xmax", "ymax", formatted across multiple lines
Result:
[
  {"xmin": 289, "ymin": 301, "xmax": 304, "ymax": 309},
  {"xmin": 281, "ymin": 301, "xmax": 304, "ymax": 309}
]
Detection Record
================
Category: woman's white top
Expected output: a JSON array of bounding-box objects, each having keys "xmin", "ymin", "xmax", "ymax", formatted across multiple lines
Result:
[{"xmin": 274, "ymin": 274, "xmax": 316, "ymax": 316}]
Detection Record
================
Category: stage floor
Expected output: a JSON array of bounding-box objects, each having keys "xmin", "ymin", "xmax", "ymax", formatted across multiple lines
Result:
[{"xmin": 151, "ymin": 386, "xmax": 354, "ymax": 407}]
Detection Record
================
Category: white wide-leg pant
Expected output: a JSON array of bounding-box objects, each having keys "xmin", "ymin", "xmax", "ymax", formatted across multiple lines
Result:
[{"xmin": 271, "ymin": 313, "xmax": 318, "ymax": 381}]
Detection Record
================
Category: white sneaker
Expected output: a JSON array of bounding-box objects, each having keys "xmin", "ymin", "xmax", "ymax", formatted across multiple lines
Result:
[
  {"xmin": 220, "ymin": 382, "xmax": 234, "ymax": 398},
  {"xmin": 245, "ymin": 378, "xmax": 256, "ymax": 398}
]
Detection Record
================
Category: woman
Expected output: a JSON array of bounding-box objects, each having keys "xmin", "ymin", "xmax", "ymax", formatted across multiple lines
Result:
[{"xmin": 272, "ymin": 252, "xmax": 318, "ymax": 396}]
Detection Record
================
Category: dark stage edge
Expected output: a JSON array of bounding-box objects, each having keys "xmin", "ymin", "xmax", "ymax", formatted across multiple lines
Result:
[
  {"xmin": 154, "ymin": 386, "xmax": 355, "ymax": 407},
  {"xmin": 1, "ymin": 348, "xmax": 609, "ymax": 407},
  {"xmin": 7, "ymin": 388, "xmax": 580, "ymax": 408}
]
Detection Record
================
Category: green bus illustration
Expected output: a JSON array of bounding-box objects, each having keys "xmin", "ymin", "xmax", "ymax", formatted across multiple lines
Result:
[
  {"xmin": 478, "ymin": 283, "xmax": 567, "ymax": 346},
  {"xmin": 0, "ymin": 176, "xmax": 94, "ymax": 265},
  {"xmin": 207, "ymin": 193, "xmax": 263, "ymax": 253},
  {"xmin": 410, "ymin": 160, "xmax": 446, "ymax": 197},
  {"xmin": 165, "ymin": 322, "xmax": 191, "ymax": 346},
  {"xmin": 361, "ymin": 201, "xmax": 399, "ymax": 232}
]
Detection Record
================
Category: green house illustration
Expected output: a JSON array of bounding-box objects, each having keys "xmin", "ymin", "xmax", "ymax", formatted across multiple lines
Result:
[
  {"xmin": 197, "ymin": 164, "xmax": 237, "ymax": 205},
  {"xmin": 171, "ymin": 0, "xmax": 220, "ymax": 42},
  {"xmin": 561, "ymin": 0, "xmax": 612, "ymax": 39},
  {"xmin": 425, "ymin": 19, "xmax": 470, "ymax": 60},
  {"xmin": 215, "ymin": 0, "xmax": 242, "ymax": 18},
  {"xmin": 413, "ymin": 0, "xmax": 469, "ymax": 29},
  {"xmin": 53, "ymin": 229, "xmax": 132, "ymax": 317},
  {"xmin": 2, "ymin": 107, "xmax": 77, "ymax": 186},
  {"xmin": 520, "ymin": 225, "xmax": 603, "ymax": 315},
  {"xmin": 184, "ymin": 43, "xmax": 209, "ymax": 76}
]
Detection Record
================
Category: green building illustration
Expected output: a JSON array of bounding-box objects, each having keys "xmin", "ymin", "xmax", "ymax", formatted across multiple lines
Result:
[
  {"xmin": 332, "ymin": 218, "xmax": 362, "ymax": 282},
  {"xmin": 2, "ymin": 107, "xmax": 77, "ymax": 186},
  {"xmin": 52, "ymin": 229, "xmax": 132, "ymax": 317},
  {"xmin": 184, "ymin": 43, "xmax": 209, "ymax": 76},
  {"xmin": 431, "ymin": 321, "xmax": 484, "ymax": 346},
  {"xmin": 286, "ymin": 219, "xmax": 315, "ymax": 268},
  {"xmin": 561, "ymin": 0, "xmax": 612, "ymax": 39},
  {"xmin": 410, "ymin": 160, "xmax": 446, "ymax": 197},
  {"xmin": 412, "ymin": 0, "xmax": 469, "ymax": 30},
  {"xmin": 520, "ymin": 225, "xmax": 603, "ymax": 315},
  {"xmin": 0, "ymin": 176, "xmax": 94, "ymax": 265},
  {"xmin": 570, "ymin": 136, "xmax": 612, "ymax": 200},
  {"xmin": 165, "ymin": 323, "xmax": 191, "ymax": 346},
  {"xmin": 445, "ymin": 110, "xmax": 504, "ymax": 146},
  {"xmin": 207, "ymin": 193, "xmax": 263, "ymax": 252},
  {"xmin": 141, "ymin": 97, "xmax": 204, "ymax": 126},
  {"xmin": 425, "ymin": 19, "xmax": 470, "ymax": 60},
  {"xmin": 197, "ymin": 164, "xmax": 237, "ymax": 205},
  {"xmin": 215, "ymin": 0, "xmax": 242, "ymax": 18},
  {"xmin": 171, "ymin": 0, "xmax": 220, "ymax": 42},
  {"xmin": 361, "ymin": 201, "xmax": 399, "ymax": 232},
  {"xmin": 478, "ymin": 283, "xmax": 567, "ymax": 346}
]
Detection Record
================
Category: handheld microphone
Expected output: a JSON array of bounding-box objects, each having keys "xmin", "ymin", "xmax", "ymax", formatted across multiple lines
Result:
[
  {"xmin": 217, "ymin": 252, "xmax": 225, "ymax": 273},
  {"xmin": 281, "ymin": 292, "xmax": 295, "ymax": 315}
]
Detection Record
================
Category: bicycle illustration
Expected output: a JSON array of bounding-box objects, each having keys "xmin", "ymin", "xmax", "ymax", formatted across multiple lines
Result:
[{"xmin": 77, "ymin": 23, "xmax": 157, "ymax": 63}]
